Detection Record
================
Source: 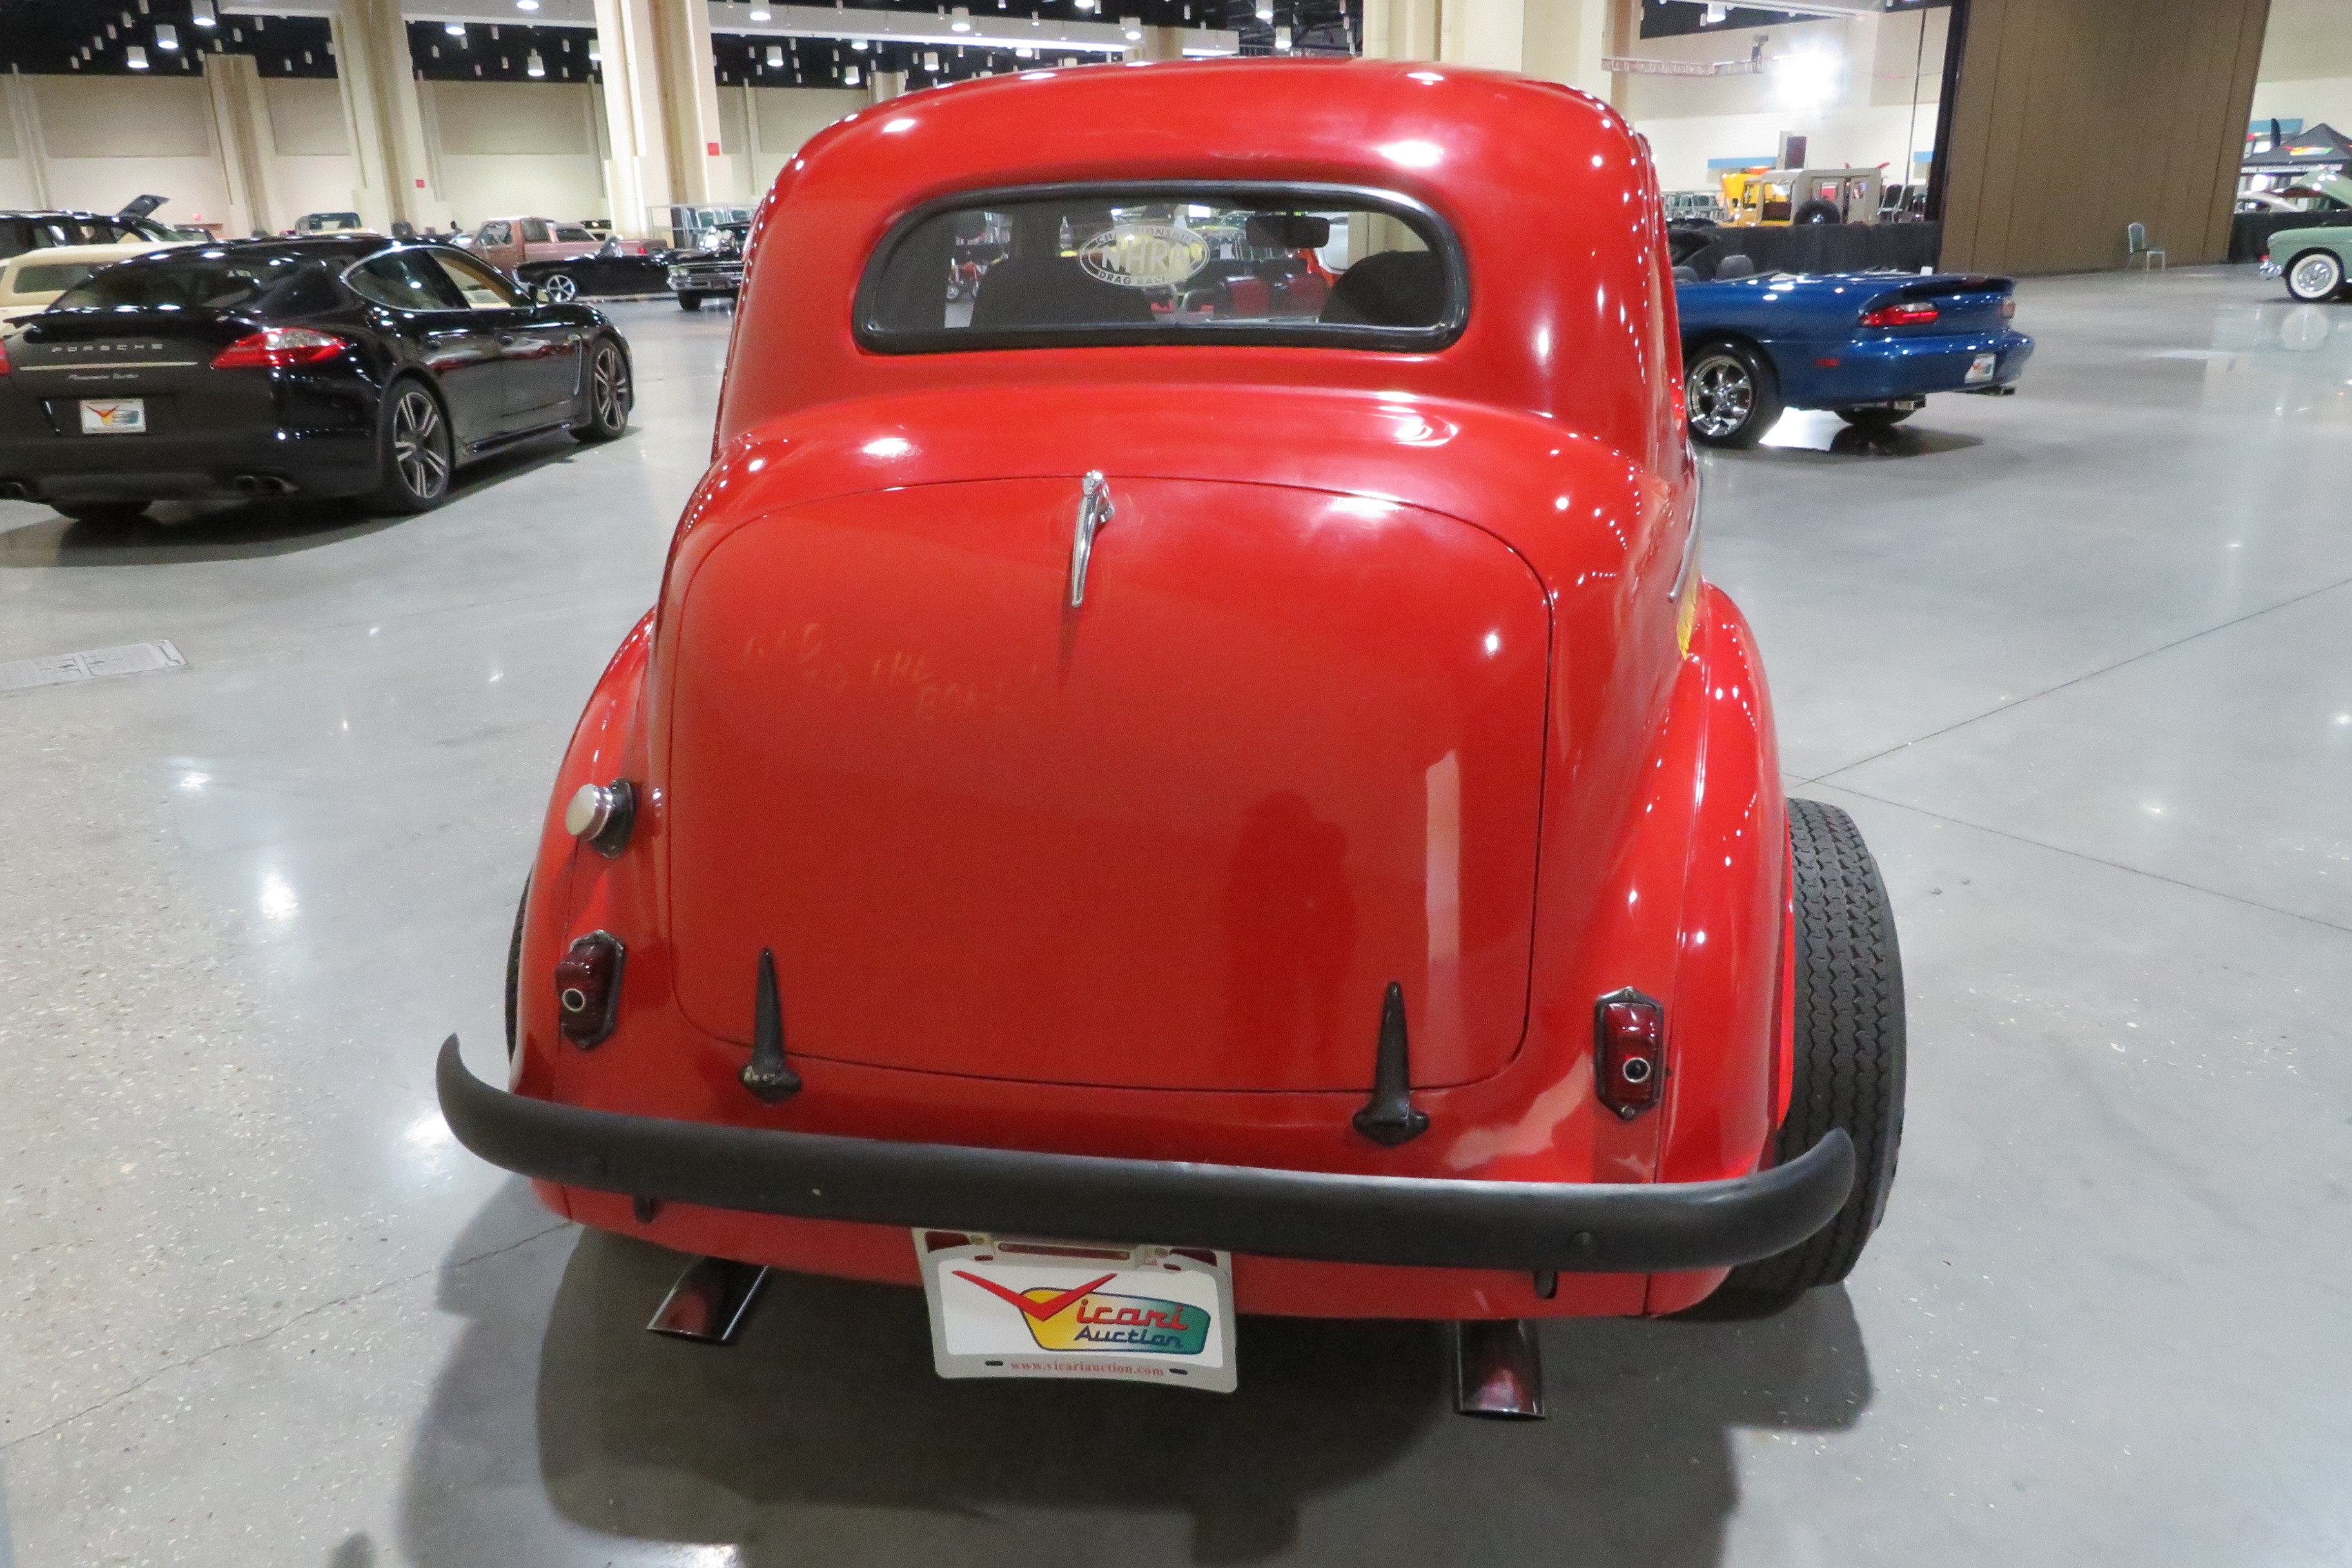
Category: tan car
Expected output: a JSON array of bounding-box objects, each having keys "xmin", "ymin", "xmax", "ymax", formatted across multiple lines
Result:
[
  {"xmin": 0, "ymin": 239, "xmax": 192, "ymax": 318},
  {"xmin": 456, "ymin": 217, "xmax": 669, "ymax": 300}
]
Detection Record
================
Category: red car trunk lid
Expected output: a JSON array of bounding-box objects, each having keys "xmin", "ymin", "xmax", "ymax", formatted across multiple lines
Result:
[{"xmin": 663, "ymin": 476, "xmax": 1549, "ymax": 1092}]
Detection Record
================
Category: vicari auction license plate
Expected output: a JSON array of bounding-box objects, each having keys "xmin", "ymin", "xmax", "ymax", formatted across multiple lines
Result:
[
  {"xmin": 917, "ymin": 1231, "xmax": 1236, "ymax": 1393},
  {"xmin": 80, "ymin": 398, "xmax": 146, "ymax": 434},
  {"xmin": 1964, "ymin": 352, "xmax": 1998, "ymax": 384}
]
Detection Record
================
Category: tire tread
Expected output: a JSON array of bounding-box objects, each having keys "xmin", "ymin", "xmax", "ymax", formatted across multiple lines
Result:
[{"xmin": 1721, "ymin": 798, "xmax": 1906, "ymax": 1297}]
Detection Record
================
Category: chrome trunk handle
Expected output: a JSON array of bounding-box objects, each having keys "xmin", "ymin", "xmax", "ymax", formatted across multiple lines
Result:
[{"xmin": 1068, "ymin": 470, "xmax": 1113, "ymax": 609}]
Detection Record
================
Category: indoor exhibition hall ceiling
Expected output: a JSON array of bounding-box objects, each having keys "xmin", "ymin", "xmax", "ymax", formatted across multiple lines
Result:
[{"xmin": 0, "ymin": 0, "xmax": 1358, "ymax": 84}]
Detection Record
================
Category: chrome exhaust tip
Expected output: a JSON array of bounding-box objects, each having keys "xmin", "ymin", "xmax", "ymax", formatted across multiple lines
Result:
[
  {"xmin": 1452, "ymin": 1319, "xmax": 1547, "ymax": 1420},
  {"xmin": 646, "ymin": 1255, "xmax": 770, "ymax": 1346}
]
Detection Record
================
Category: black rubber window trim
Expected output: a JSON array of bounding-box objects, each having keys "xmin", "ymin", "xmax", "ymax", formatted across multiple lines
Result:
[{"xmin": 852, "ymin": 179, "xmax": 1469, "ymax": 356}]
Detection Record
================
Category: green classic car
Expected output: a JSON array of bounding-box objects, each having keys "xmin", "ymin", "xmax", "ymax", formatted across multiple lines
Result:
[{"xmin": 2260, "ymin": 177, "xmax": 2352, "ymax": 301}]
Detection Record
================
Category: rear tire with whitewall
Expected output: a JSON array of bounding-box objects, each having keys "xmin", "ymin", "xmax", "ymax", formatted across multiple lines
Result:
[{"xmin": 2284, "ymin": 249, "xmax": 2346, "ymax": 302}]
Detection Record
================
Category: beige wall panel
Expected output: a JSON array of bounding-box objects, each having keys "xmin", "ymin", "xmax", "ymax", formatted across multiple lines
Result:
[
  {"xmin": 1867, "ymin": 6, "xmax": 1946, "ymax": 109},
  {"xmin": 32, "ymin": 76, "xmax": 213, "ymax": 159},
  {"xmin": 1942, "ymin": 0, "xmax": 2270, "ymax": 274},
  {"xmin": 270, "ymin": 156, "xmax": 366, "ymax": 225},
  {"xmin": 264, "ymin": 77, "xmax": 350, "ymax": 157},
  {"xmin": 2255, "ymin": 0, "xmax": 2352, "ymax": 81},
  {"xmin": 429, "ymin": 79, "xmax": 599, "ymax": 157},
  {"xmin": 436, "ymin": 151, "xmax": 609, "ymax": 226},
  {"xmin": 750, "ymin": 88, "xmax": 863, "ymax": 160},
  {"xmin": 39, "ymin": 156, "xmax": 231, "ymax": 224}
]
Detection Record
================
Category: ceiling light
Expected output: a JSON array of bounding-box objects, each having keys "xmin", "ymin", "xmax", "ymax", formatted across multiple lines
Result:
[
  {"xmin": 525, "ymin": 47, "xmax": 544, "ymax": 74},
  {"xmin": 922, "ymin": 49, "xmax": 938, "ymax": 69},
  {"xmin": 1014, "ymin": 44, "xmax": 1031, "ymax": 55},
  {"xmin": 950, "ymin": 5, "xmax": 970, "ymax": 30},
  {"xmin": 515, "ymin": 0, "xmax": 538, "ymax": 10},
  {"xmin": 446, "ymin": 21, "xmax": 465, "ymax": 34},
  {"xmin": 126, "ymin": 43, "xmax": 149, "ymax": 66},
  {"xmin": 1255, "ymin": 1, "xmax": 1271, "ymax": 17},
  {"xmin": 1704, "ymin": 3, "xmax": 1726, "ymax": 20},
  {"xmin": 747, "ymin": 6, "xmax": 769, "ymax": 17},
  {"xmin": 1121, "ymin": 15, "xmax": 1141, "ymax": 39},
  {"xmin": 850, "ymin": 36, "xmax": 867, "ymax": 48},
  {"xmin": 155, "ymin": 21, "xmax": 177, "ymax": 48},
  {"xmin": 842, "ymin": 64, "xmax": 859, "ymax": 84},
  {"xmin": 765, "ymin": 43, "xmax": 782, "ymax": 64},
  {"xmin": 1273, "ymin": 23, "xmax": 1289, "ymax": 49},
  {"xmin": 191, "ymin": 0, "xmax": 215, "ymax": 24}
]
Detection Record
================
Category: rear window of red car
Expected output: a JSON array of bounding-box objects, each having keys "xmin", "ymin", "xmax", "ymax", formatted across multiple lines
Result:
[{"xmin": 857, "ymin": 183, "xmax": 1465, "ymax": 353}]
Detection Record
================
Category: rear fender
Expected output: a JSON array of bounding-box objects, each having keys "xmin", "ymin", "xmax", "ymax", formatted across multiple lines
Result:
[
  {"xmin": 1645, "ymin": 585, "xmax": 1787, "ymax": 1313},
  {"xmin": 514, "ymin": 611, "xmax": 657, "ymax": 1102}
]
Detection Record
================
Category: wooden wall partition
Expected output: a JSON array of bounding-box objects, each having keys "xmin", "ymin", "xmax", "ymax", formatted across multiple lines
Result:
[{"xmin": 1939, "ymin": 0, "xmax": 2271, "ymax": 274}]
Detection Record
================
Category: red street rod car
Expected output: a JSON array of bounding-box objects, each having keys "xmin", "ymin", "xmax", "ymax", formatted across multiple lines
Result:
[{"xmin": 438, "ymin": 59, "xmax": 1906, "ymax": 1416}]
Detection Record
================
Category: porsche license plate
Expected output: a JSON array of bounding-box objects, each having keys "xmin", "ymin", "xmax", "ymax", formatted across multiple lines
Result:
[
  {"xmin": 80, "ymin": 398, "xmax": 146, "ymax": 435},
  {"xmin": 1964, "ymin": 352, "xmax": 1998, "ymax": 385},
  {"xmin": 917, "ymin": 1232, "xmax": 1236, "ymax": 1392}
]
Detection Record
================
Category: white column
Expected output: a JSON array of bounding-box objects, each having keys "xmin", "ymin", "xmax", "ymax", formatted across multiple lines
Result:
[
  {"xmin": 1364, "ymin": 0, "xmax": 1539, "ymax": 71},
  {"xmin": 1521, "ymin": 0, "xmax": 1614, "ymax": 99},
  {"xmin": 592, "ymin": 0, "xmax": 726, "ymax": 237},
  {"xmin": 201, "ymin": 53, "xmax": 269, "ymax": 238},
  {"xmin": 1, "ymin": 68, "xmax": 52, "ymax": 210}
]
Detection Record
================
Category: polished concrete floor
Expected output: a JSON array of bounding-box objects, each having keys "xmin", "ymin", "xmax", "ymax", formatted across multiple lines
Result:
[{"xmin": 3, "ymin": 268, "xmax": 2349, "ymax": 1567}]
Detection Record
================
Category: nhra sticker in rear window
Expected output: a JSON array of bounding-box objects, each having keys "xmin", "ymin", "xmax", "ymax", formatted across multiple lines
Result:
[{"xmin": 857, "ymin": 182, "xmax": 1467, "ymax": 353}]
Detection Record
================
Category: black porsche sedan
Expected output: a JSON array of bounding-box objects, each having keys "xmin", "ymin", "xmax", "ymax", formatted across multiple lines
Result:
[{"xmin": 0, "ymin": 237, "xmax": 632, "ymax": 524}]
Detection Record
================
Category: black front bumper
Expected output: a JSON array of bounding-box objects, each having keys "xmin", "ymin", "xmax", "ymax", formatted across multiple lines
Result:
[{"xmin": 438, "ymin": 1040, "xmax": 1852, "ymax": 1273}]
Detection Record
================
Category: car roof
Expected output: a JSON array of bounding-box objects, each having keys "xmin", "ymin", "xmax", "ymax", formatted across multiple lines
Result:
[
  {"xmin": 106, "ymin": 236, "xmax": 405, "ymax": 267},
  {"xmin": 716, "ymin": 59, "xmax": 1667, "ymax": 457}
]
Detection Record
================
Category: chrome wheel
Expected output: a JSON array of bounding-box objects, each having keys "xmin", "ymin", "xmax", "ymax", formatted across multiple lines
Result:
[
  {"xmin": 544, "ymin": 272, "xmax": 579, "ymax": 302},
  {"xmin": 590, "ymin": 343, "xmax": 630, "ymax": 432},
  {"xmin": 390, "ymin": 387, "xmax": 449, "ymax": 501},
  {"xmin": 1687, "ymin": 351, "xmax": 1756, "ymax": 439},
  {"xmin": 2287, "ymin": 251, "xmax": 2344, "ymax": 302}
]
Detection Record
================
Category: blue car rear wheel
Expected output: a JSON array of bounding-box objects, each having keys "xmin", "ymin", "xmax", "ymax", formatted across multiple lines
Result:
[{"xmin": 1686, "ymin": 340, "xmax": 1782, "ymax": 449}]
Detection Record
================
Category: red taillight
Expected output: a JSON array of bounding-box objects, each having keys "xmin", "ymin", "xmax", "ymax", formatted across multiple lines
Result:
[
  {"xmin": 1859, "ymin": 301, "xmax": 1940, "ymax": 328},
  {"xmin": 210, "ymin": 326, "xmax": 351, "ymax": 369},
  {"xmin": 554, "ymin": 931, "xmax": 626, "ymax": 1048},
  {"xmin": 1594, "ymin": 988, "xmax": 1665, "ymax": 1119},
  {"xmin": 0, "ymin": 337, "xmax": 11, "ymax": 375}
]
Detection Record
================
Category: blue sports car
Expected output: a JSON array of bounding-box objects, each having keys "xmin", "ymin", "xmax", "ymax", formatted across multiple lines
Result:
[{"xmin": 1669, "ymin": 240, "xmax": 2034, "ymax": 448}]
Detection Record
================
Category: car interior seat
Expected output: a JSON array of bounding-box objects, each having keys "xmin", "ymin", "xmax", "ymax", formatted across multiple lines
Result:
[
  {"xmin": 1716, "ymin": 253, "xmax": 1758, "ymax": 279},
  {"xmin": 971, "ymin": 257, "xmax": 1156, "ymax": 329},
  {"xmin": 1318, "ymin": 251, "xmax": 1446, "ymax": 326}
]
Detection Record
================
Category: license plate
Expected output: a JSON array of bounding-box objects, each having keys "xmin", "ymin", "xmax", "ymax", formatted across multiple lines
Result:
[
  {"xmin": 80, "ymin": 398, "xmax": 146, "ymax": 434},
  {"xmin": 1964, "ymin": 352, "xmax": 1997, "ymax": 385},
  {"xmin": 917, "ymin": 1231, "xmax": 1236, "ymax": 1393}
]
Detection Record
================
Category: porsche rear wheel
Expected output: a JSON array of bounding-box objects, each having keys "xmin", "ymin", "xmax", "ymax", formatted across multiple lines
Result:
[
  {"xmin": 1718, "ymin": 798, "xmax": 1907, "ymax": 1305},
  {"xmin": 1686, "ymin": 340, "xmax": 1783, "ymax": 449},
  {"xmin": 571, "ymin": 339, "xmax": 631, "ymax": 444},
  {"xmin": 2285, "ymin": 249, "xmax": 2345, "ymax": 302},
  {"xmin": 366, "ymin": 380, "xmax": 453, "ymax": 514}
]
